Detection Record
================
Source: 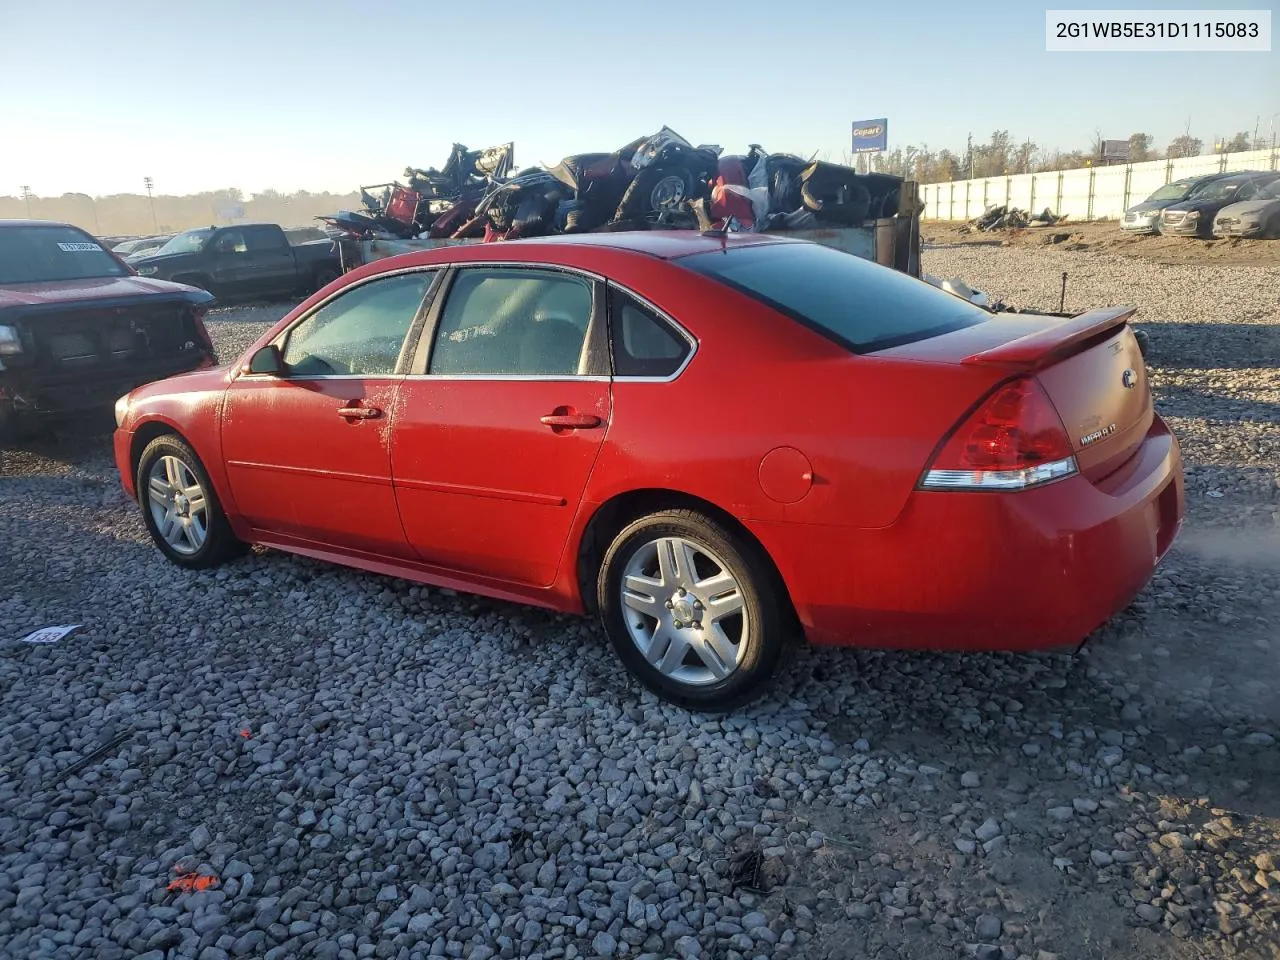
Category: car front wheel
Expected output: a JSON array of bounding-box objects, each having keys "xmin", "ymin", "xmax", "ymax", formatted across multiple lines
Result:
[
  {"xmin": 136, "ymin": 434, "xmax": 246, "ymax": 569},
  {"xmin": 597, "ymin": 509, "xmax": 792, "ymax": 712}
]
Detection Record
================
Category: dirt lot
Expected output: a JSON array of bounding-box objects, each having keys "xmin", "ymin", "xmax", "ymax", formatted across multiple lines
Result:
[
  {"xmin": 1, "ymin": 243, "xmax": 1278, "ymax": 960},
  {"xmin": 925, "ymin": 219, "xmax": 1280, "ymax": 268}
]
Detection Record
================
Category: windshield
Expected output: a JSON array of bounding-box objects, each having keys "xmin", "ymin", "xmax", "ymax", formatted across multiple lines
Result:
[
  {"xmin": 155, "ymin": 228, "xmax": 213, "ymax": 256},
  {"xmin": 1147, "ymin": 181, "xmax": 1197, "ymax": 202},
  {"xmin": 0, "ymin": 225, "xmax": 129, "ymax": 284},
  {"xmin": 680, "ymin": 241, "xmax": 986, "ymax": 353}
]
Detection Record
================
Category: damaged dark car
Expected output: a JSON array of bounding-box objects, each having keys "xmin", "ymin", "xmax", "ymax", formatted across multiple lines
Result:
[{"xmin": 0, "ymin": 220, "xmax": 218, "ymax": 440}]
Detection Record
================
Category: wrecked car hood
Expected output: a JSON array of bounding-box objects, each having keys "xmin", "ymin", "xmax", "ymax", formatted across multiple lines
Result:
[{"xmin": 0, "ymin": 275, "xmax": 209, "ymax": 312}]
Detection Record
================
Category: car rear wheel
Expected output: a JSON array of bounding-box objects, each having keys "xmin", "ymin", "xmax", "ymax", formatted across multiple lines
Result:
[
  {"xmin": 596, "ymin": 509, "xmax": 791, "ymax": 711},
  {"xmin": 136, "ymin": 434, "xmax": 245, "ymax": 569}
]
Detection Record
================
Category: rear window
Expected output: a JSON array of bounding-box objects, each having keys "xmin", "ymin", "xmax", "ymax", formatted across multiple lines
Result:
[
  {"xmin": 680, "ymin": 241, "xmax": 986, "ymax": 353},
  {"xmin": 0, "ymin": 225, "xmax": 129, "ymax": 284}
]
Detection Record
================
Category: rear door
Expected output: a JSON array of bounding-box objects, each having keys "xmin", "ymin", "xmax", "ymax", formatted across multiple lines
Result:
[
  {"xmin": 242, "ymin": 225, "xmax": 299, "ymax": 296},
  {"xmin": 391, "ymin": 266, "xmax": 611, "ymax": 586}
]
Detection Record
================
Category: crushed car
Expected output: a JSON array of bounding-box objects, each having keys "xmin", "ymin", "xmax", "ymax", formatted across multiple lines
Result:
[{"xmin": 0, "ymin": 219, "xmax": 217, "ymax": 439}]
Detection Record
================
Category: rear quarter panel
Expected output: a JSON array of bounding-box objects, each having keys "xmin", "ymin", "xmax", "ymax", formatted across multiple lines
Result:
[{"xmin": 579, "ymin": 254, "xmax": 1005, "ymax": 530}]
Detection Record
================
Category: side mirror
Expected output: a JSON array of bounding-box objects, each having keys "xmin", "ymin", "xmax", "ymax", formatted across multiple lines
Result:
[{"xmin": 245, "ymin": 344, "xmax": 284, "ymax": 376}]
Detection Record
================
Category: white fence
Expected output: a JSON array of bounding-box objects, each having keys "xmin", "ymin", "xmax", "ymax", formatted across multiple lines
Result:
[{"xmin": 920, "ymin": 148, "xmax": 1280, "ymax": 222}]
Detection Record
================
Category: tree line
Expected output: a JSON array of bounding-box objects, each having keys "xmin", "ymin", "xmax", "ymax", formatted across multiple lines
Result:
[
  {"xmin": 856, "ymin": 130, "xmax": 1269, "ymax": 182},
  {"xmin": 0, "ymin": 188, "xmax": 360, "ymax": 238}
]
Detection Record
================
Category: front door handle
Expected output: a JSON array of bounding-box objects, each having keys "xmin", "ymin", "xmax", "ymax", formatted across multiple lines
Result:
[
  {"xmin": 540, "ymin": 413, "xmax": 601, "ymax": 430},
  {"xmin": 338, "ymin": 405, "xmax": 382, "ymax": 420}
]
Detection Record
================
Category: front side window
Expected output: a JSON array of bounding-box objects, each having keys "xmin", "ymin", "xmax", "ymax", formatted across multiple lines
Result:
[
  {"xmin": 429, "ymin": 268, "xmax": 594, "ymax": 376},
  {"xmin": 609, "ymin": 289, "xmax": 689, "ymax": 378},
  {"xmin": 212, "ymin": 230, "xmax": 247, "ymax": 254},
  {"xmin": 281, "ymin": 271, "xmax": 434, "ymax": 377},
  {"xmin": 0, "ymin": 225, "xmax": 128, "ymax": 284}
]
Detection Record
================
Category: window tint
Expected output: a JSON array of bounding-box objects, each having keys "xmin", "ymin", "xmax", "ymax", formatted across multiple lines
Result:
[
  {"xmin": 213, "ymin": 230, "xmax": 247, "ymax": 254},
  {"xmin": 0, "ymin": 225, "xmax": 128, "ymax": 284},
  {"xmin": 609, "ymin": 289, "xmax": 689, "ymax": 377},
  {"xmin": 680, "ymin": 242, "xmax": 986, "ymax": 353},
  {"xmin": 429, "ymin": 269, "xmax": 593, "ymax": 376},
  {"xmin": 282, "ymin": 271, "xmax": 433, "ymax": 377},
  {"xmin": 245, "ymin": 226, "xmax": 286, "ymax": 251}
]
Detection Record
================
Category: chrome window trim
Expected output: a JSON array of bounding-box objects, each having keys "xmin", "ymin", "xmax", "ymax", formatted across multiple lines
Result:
[
  {"xmin": 235, "ymin": 265, "xmax": 442, "ymax": 381},
  {"xmin": 395, "ymin": 260, "xmax": 699, "ymax": 385},
  {"xmin": 604, "ymin": 282, "xmax": 697, "ymax": 385}
]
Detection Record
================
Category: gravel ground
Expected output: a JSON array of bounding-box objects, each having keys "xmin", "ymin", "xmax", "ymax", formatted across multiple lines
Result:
[{"xmin": 2, "ymin": 254, "xmax": 1278, "ymax": 960}]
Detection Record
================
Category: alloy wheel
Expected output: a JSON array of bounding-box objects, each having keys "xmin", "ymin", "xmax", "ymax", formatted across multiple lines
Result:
[
  {"xmin": 619, "ymin": 536, "xmax": 749, "ymax": 686},
  {"xmin": 146, "ymin": 454, "xmax": 209, "ymax": 556}
]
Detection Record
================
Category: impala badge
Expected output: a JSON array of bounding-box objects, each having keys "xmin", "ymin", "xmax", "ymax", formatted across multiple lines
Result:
[
  {"xmin": 1080, "ymin": 423, "xmax": 1117, "ymax": 446},
  {"xmin": 1121, "ymin": 368, "xmax": 1137, "ymax": 389}
]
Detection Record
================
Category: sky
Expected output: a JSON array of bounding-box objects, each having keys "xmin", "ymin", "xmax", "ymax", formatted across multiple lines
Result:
[{"xmin": 0, "ymin": 0, "xmax": 1275, "ymax": 198}]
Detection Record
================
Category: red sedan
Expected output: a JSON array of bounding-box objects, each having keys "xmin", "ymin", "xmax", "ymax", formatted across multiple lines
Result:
[{"xmin": 113, "ymin": 232, "xmax": 1185, "ymax": 710}]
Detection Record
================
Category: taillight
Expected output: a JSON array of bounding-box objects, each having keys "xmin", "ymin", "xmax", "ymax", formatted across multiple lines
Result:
[{"xmin": 920, "ymin": 377, "xmax": 1078, "ymax": 491}]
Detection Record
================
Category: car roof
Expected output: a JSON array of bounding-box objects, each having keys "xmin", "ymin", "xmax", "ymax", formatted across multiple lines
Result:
[
  {"xmin": 1218, "ymin": 171, "xmax": 1278, "ymax": 185},
  {"xmin": 0, "ymin": 218, "xmax": 80, "ymax": 230},
  {"xmin": 425, "ymin": 230, "xmax": 793, "ymax": 262}
]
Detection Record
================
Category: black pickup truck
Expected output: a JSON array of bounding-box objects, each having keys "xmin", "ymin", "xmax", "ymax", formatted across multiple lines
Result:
[
  {"xmin": 129, "ymin": 223, "xmax": 342, "ymax": 301},
  {"xmin": 0, "ymin": 220, "xmax": 217, "ymax": 438}
]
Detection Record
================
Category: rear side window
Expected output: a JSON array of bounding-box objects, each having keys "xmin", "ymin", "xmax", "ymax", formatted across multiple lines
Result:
[
  {"xmin": 245, "ymin": 226, "xmax": 287, "ymax": 251},
  {"xmin": 0, "ymin": 225, "xmax": 128, "ymax": 284},
  {"xmin": 680, "ymin": 242, "xmax": 986, "ymax": 353},
  {"xmin": 609, "ymin": 289, "xmax": 690, "ymax": 378}
]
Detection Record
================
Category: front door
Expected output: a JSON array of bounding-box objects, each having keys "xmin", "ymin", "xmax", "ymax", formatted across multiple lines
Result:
[
  {"xmin": 392, "ymin": 266, "xmax": 611, "ymax": 587},
  {"xmin": 221, "ymin": 269, "xmax": 437, "ymax": 557}
]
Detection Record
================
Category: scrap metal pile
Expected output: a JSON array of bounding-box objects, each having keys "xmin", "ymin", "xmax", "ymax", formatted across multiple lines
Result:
[
  {"xmin": 962, "ymin": 204, "xmax": 1066, "ymax": 232},
  {"xmin": 318, "ymin": 128, "xmax": 910, "ymax": 242}
]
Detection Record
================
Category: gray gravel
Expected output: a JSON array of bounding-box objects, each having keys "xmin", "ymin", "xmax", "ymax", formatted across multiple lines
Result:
[{"xmin": 2, "ymin": 251, "xmax": 1278, "ymax": 960}]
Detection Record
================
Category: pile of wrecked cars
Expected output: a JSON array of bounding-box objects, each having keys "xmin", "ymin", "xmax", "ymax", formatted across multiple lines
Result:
[{"xmin": 318, "ymin": 128, "xmax": 925, "ymax": 279}]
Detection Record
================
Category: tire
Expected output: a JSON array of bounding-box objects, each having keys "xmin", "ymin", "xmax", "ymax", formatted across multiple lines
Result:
[
  {"xmin": 616, "ymin": 166, "xmax": 693, "ymax": 223},
  {"xmin": 135, "ymin": 434, "xmax": 246, "ymax": 570},
  {"xmin": 1266, "ymin": 211, "xmax": 1280, "ymax": 240},
  {"xmin": 596, "ymin": 508, "xmax": 793, "ymax": 712}
]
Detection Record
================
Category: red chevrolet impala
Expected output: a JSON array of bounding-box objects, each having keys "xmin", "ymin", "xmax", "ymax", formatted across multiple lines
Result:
[{"xmin": 113, "ymin": 232, "xmax": 1184, "ymax": 710}]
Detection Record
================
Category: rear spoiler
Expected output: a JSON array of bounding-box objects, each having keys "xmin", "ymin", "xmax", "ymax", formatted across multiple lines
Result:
[{"xmin": 962, "ymin": 306, "xmax": 1138, "ymax": 370}]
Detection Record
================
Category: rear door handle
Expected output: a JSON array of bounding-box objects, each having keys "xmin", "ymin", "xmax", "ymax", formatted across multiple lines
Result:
[
  {"xmin": 338, "ymin": 405, "xmax": 382, "ymax": 420},
  {"xmin": 540, "ymin": 413, "xmax": 601, "ymax": 430}
]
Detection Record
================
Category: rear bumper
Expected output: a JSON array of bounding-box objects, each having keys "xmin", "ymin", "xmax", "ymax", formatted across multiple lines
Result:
[
  {"xmin": 0, "ymin": 352, "xmax": 213, "ymax": 415},
  {"xmin": 750, "ymin": 416, "xmax": 1185, "ymax": 651}
]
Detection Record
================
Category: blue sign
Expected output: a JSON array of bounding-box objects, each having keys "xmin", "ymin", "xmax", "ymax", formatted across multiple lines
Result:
[{"xmin": 851, "ymin": 119, "xmax": 888, "ymax": 154}]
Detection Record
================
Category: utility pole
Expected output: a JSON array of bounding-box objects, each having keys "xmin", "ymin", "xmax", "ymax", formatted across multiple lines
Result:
[
  {"xmin": 144, "ymin": 176, "xmax": 158, "ymax": 232},
  {"xmin": 20, "ymin": 185, "xmax": 31, "ymax": 217}
]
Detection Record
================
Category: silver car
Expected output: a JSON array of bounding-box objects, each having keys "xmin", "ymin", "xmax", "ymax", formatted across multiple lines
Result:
[{"xmin": 1213, "ymin": 178, "xmax": 1280, "ymax": 238}]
